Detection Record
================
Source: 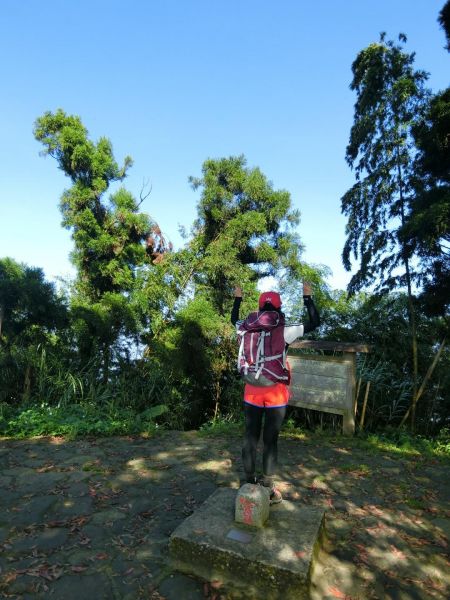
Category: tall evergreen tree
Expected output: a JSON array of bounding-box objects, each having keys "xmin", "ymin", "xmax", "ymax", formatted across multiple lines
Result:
[
  {"xmin": 404, "ymin": 89, "xmax": 450, "ymax": 318},
  {"xmin": 399, "ymin": 3, "xmax": 450, "ymax": 319},
  {"xmin": 34, "ymin": 110, "xmax": 168, "ymax": 379},
  {"xmin": 341, "ymin": 34, "xmax": 430, "ymax": 427},
  {"xmin": 188, "ymin": 155, "xmax": 303, "ymax": 315}
]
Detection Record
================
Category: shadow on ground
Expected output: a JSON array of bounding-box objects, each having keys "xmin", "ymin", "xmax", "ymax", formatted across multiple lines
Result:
[{"xmin": 0, "ymin": 431, "xmax": 449, "ymax": 599}]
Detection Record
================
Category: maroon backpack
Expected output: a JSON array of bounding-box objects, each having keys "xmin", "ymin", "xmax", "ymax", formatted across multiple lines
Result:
[{"xmin": 237, "ymin": 311, "xmax": 289, "ymax": 386}]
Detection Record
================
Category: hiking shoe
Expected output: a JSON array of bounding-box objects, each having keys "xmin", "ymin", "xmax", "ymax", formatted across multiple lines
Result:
[{"xmin": 269, "ymin": 486, "xmax": 283, "ymax": 505}]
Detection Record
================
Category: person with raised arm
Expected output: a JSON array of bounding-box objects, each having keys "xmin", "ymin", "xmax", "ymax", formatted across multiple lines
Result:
[{"xmin": 231, "ymin": 283, "xmax": 320, "ymax": 504}]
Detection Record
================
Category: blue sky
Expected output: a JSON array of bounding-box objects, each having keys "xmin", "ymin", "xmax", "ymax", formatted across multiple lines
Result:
[{"xmin": 1, "ymin": 0, "xmax": 448, "ymax": 290}]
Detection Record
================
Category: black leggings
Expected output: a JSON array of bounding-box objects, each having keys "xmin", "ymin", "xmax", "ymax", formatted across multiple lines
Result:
[{"xmin": 242, "ymin": 403, "xmax": 287, "ymax": 478}]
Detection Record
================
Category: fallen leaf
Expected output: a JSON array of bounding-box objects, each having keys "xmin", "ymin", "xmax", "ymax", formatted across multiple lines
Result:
[
  {"xmin": 95, "ymin": 552, "xmax": 108, "ymax": 560},
  {"xmin": 71, "ymin": 565, "xmax": 88, "ymax": 573},
  {"xmin": 327, "ymin": 585, "xmax": 352, "ymax": 599},
  {"xmin": 3, "ymin": 571, "xmax": 18, "ymax": 584},
  {"xmin": 295, "ymin": 551, "xmax": 307, "ymax": 558}
]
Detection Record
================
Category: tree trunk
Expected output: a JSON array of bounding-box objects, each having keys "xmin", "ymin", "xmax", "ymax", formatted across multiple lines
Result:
[
  {"xmin": 102, "ymin": 344, "xmax": 110, "ymax": 385},
  {"xmin": 396, "ymin": 148, "xmax": 418, "ymax": 431},
  {"xmin": 359, "ymin": 381, "xmax": 371, "ymax": 430},
  {"xmin": 399, "ymin": 338, "xmax": 446, "ymax": 428},
  {"xmin": 23, "ymin": 365, "xmax": 31, "ymax": 400}
]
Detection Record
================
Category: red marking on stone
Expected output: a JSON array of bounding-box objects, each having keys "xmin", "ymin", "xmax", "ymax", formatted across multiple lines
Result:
[{"xmin": 239, "ymin": 496, "xmax": 256, "ymax": 524}]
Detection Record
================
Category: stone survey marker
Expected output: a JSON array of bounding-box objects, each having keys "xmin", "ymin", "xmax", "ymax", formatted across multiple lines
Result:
[
  {"xmin": 234, "ymin": 483, "xmax": 270, "ymax": 527},
  {"xmin": 169, "ymin": 488, "xmax": 325, "ymax": 599}
]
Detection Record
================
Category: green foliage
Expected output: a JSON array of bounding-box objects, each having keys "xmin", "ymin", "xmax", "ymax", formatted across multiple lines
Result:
[
  {"xmin": 403, "ymin": 88, "xmax": 450, "ymax": 317},
  {"xmin": 342, "ymin": 34, "xmax": 430, "ymax": 295},
  {"xmin": 33, "ymin": 110, "xmax": 169, "ymax": 378},
  {"xmin": 188, "ymin": 155, "xmax": 303, "ymax": 315},
  {"xmin": 362, "ymin": 427, "xmax": 450, "ymax": 459},
  {"xmin": 0, "ymin": 258, "xmax": 69, "ymax": 403},
  {"xmin": 320, "ymin": 291, "xmax": 449, "ymax": 432},
  {"xmin": 152, "ymin": 294, "xmax": 241, "ymax": 428},
  {"xmin": 0, "ymin": 401, "xmax": 167, "ymax": 439},
  {"xmin": 198, "ymin": 417, "xmax": 243, "ymax": 437}
]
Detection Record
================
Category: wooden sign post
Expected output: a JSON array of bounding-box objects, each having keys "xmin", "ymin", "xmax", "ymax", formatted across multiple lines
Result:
[{"xmin": 288, "ymin": 341, "xmax": 370, "ymax": 435}]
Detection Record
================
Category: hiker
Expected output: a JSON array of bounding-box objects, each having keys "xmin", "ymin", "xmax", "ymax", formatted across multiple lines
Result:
[{"xmin": 231, "ymin": 283, "xmax": 320, "ymax": 504}]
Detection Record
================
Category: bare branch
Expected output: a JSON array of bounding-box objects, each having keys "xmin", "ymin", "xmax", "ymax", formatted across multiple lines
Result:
[{"xmin": 138, "ymin": 178, "xmax": 152, "ymax": 207}]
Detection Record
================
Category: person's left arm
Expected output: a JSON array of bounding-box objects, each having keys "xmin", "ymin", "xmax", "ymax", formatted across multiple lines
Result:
[
  {"xmin": 284, "ymin": 282, "xmax": 321, "ymax": 344},
  {"xmin": 231, "ymin": 287, "xmax": 243, "ymax": 326}
]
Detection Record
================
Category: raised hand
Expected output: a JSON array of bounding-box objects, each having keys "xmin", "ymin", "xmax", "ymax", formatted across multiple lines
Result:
[{"xmin": 303, "ymin": 281, "xmax": 312, "ymax": 296}]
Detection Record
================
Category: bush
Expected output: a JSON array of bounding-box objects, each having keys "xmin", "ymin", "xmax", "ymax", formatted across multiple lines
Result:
[{"xmin": 0, "ymin": 402, "xmax": 168, "ymax": 439}]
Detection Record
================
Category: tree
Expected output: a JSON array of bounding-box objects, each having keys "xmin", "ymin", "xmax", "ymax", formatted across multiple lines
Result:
[
  {"xmin": 341, "ymin": 34, "xmax": 430, "ymax": 428},
  {"xmin": 404, "ymin": 88, "xmax": 450, "ymax": 318},
  {"xmin": 151, "ymin": 155, "xmax": 320, "ymax": 426},
  {"xmin": 188, "ymin": 155, "xmax": 304, "ymax": 316},
  {"xmin": 33, "ymin": 110, "xmax": 169, "ymax": 379},
  {"xmin": 398, "ymin": 3, "xmax": 450, "ymax": 319},
  {"xmin": 0, "ymin": 258, "xmax": 68, "ymax": 402},
  {"xmin": 321, "ymin": 290, "xmax": 450, "ymax": 433}
]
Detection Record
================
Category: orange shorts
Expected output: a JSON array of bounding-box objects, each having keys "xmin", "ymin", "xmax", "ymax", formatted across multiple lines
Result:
[{"xmin": 244, "ymin": 382, "xmax": 290, "ymax": 408}]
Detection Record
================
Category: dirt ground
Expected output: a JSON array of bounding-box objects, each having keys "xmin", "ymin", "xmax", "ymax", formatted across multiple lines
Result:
[{"xmin": 0, "ymin": 431, "xmax": 449, "ymax": 599}]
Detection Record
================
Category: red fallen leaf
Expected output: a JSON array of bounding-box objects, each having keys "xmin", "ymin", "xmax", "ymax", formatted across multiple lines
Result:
[
  {"xmin": 71, "ymin": 565, "xmax": 88, "ymax": 572},
  {"xmin": 210, "ymin": 580, "xmax": 222, "ymax": 589},
  {"xmin": 353, "ymin": 543, "xmax": 370, "ymax": 566},
  {"xmin": 327, "ymin": 585, "xmax": 352, "ymax": 599},
  {"xmin": 95, "ymin": 553, "xmax": 108, "ymax": 560},
  {"xmin": 295, "ymin": 551, "xmax": 307, "ymax": 558}
]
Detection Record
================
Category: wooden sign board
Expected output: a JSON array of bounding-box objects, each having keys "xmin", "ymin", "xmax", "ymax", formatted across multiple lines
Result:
[{"xmin": 288, "ymin": 354, "xmax": 356, "ymax": 435}]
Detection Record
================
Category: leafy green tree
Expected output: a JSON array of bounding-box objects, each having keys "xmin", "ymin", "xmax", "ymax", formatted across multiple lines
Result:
[
  {"xmin": 33, "ymin": 110, "xmax": 169, "ymax": 379},
  {"xmin": 404, "ymin": 88, "xmax": 450, "ymax": 318},
  {"xmin": 399, "ymin": 4, "xmax": 450, "ymax": 319},
  {"xmin": 188, "ymin": 155, "xmax": 304, "ymax": 315},
  {"xmin": 341, "ymin": 34, "xmax": 430, "ymax": 427},
  {"xmin": 321, "ymin": 291, "xmax": 450, "ymax": 433},
  {"xmin": 150, "ymin": 155, "xmax": 324, "ymax": 427},
  {"xmin": 0, "ymin": 258, "xmax": 68, "ymax": 402}
]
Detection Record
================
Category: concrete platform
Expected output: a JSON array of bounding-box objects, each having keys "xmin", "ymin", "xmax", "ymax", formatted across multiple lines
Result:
[{"xmin": 169, "ymin": 488, "xmax": 325, "ymax": 600}]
